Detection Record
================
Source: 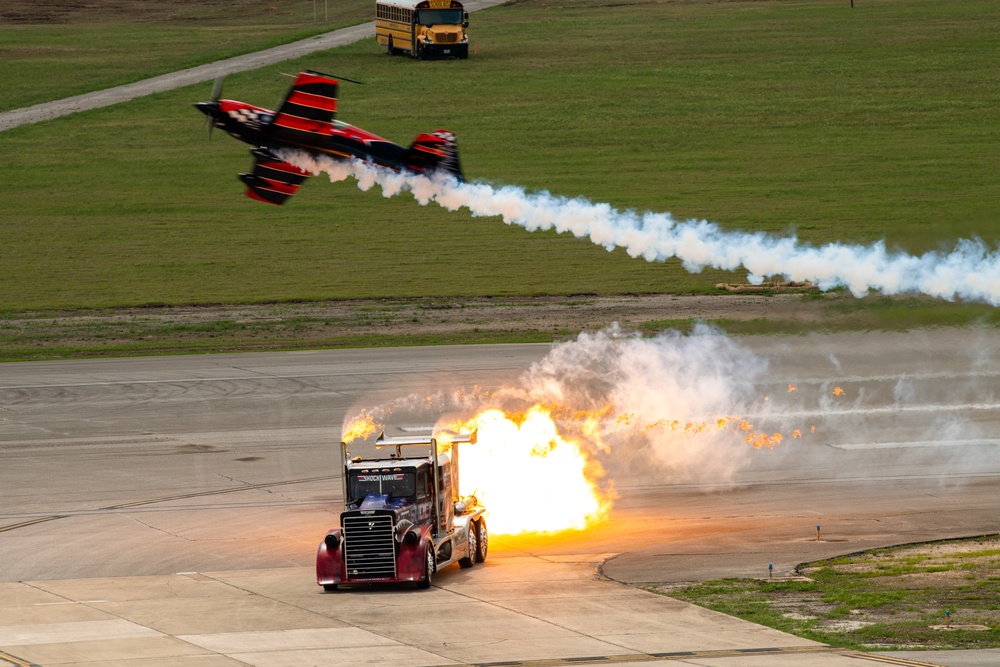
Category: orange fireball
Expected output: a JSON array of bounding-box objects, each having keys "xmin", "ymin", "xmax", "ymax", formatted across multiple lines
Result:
[{"xmin": 450, "ymin": 407, "xmax": 612, "ymax": 535}]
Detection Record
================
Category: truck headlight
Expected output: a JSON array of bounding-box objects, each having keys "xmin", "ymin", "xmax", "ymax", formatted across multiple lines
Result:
[{"xmin": 324, "ymin": 533, "xmax": 340, "ymax": 550}]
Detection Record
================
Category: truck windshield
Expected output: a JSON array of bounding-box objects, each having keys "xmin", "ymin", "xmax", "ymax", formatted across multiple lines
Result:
[
  {"xmin": 416, "ymin": 8, "xmax": 463, "ymax": 25},
  {"xmin": 349, "ymin": 472, "xmax": 416, "ymax": 499}
]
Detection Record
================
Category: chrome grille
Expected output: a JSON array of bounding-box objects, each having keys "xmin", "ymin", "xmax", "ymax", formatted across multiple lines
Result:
[
  {"xmin": 439, "ymin": 32, "xmax": 458, "ymax": 43},
  {"xmin": 342, "ymin": 514, "xmax": 396, "ymax": 579}
]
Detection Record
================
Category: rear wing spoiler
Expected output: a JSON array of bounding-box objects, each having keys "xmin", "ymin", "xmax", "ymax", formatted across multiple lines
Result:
[{"xmin": 373, "ymin": 430, "xmax": 476, "ymax": 456}]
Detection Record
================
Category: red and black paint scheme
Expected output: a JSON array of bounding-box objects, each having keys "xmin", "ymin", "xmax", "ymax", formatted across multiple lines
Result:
[
  {"xmin": 316, "ymin": 431, "xmax": 487, "ymax": 591},
  {"xmin": 195, "ymin": 70, "xmax": 462, "ymax": 205}
]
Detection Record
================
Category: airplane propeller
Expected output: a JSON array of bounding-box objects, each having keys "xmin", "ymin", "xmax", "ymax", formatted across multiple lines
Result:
[
  {"xmin": 210, "ymin": 75, "xmax": 225, "ymax": 103},
  {"xmin": 204, "ymin": 75, "xmax": 225, "ymax": 140}
]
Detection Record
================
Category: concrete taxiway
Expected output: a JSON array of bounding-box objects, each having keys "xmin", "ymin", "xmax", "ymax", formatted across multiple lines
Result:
[
  {"xmin": 0, "ymin": 558, "xmax": 886, "ymax": 667},
  {"xmin": 2, "ymin": 330, "xmax": 999, "ymax": 666}
]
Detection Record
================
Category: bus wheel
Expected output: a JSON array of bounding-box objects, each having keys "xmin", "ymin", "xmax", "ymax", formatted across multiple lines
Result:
[
  {"xmin": 417, "ymin": 43, "xmax": 426, "ymax": 60},
  {"xmin": 387, "ymin": 37, "xmax": 396, "ymax": 56}
]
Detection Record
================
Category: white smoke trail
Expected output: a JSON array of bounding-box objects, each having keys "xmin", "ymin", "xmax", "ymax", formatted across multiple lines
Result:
[
  {"xmin": 282, "ymin": 152, "xmax": 1000, "ymax": 305},
  {"xmin": 341, "ymin": 323, "xmax": 783, "ymax": 487}
]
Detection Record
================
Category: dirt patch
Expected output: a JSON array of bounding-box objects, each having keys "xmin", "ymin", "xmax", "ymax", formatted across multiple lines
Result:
[
  {"xmin": 1, "ymin": 293, "xmax": 829, "ymax": 360},
  {"xmin": 3, "ymin": 293, "xmax": 816, "ymax": 334}
]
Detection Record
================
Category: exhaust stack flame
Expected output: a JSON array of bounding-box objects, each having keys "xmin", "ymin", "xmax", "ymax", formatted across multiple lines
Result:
[{"xmin": 283, "ymin": 152, "xmax": 1000, "ymax": 306}]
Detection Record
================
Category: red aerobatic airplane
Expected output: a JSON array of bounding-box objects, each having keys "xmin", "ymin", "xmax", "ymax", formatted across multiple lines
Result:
[{"xmin": 195, "ymin": 70, "xmax": 462, "ymax": 205}]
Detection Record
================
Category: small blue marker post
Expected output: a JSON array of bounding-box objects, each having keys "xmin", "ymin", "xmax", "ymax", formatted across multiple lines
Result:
[
  {"xmin": 816, "ymin": 525, "xmax": 821, "ymax": 541},
  {"xmin": 946, "ymin": 610, "xmax": 951, "ymax": 627},
  {"xmin": 768, "ymin": 563, "xmax": 773, "ymax": 579}
]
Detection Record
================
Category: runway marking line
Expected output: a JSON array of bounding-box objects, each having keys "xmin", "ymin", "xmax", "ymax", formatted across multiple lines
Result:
[
  {"xmin": 447, "ymin": 644, "xmax": 949, "ymax": 666},
  {"xmin": 0, "ymin": 643, "xmax": 950, "ymax": 667},
  {"xmin": 0, "ymin": 516, "xmax": 65, "ymax": 534},
  {"xmin": 847, "ymin": 653, "xmax": 948, "ymax": 667},
  {"xmin": 0, "ymin": 651, "xmax": 39, "ymax": 667},
  {"xmin": 0, "ymin": 474, "xmax": 338, "ymax": 534},
  {"xmin": 101, "ymin": 473, "xmax": 338, "ymax": 510}
]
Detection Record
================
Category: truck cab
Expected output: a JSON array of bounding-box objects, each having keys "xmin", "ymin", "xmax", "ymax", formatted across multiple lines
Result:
[{"xmin": 316, "ymin": 431, "xmax": 488, "ymax": 590}]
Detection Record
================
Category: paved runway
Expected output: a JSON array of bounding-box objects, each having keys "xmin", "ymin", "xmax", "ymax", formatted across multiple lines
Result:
[{"xmin": 2, "ymin": 330, "xmax": 999, "ymax": 666}]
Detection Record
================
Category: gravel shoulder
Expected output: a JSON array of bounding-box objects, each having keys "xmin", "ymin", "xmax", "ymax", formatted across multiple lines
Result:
[
  {"xmin": 6, "ymin": 293, "xmax": 812, "ymax": 334},
  {"xmin": 137, "ymin": 293, "xmax": 814, "ymax": 334},
  {"xmin": 0, "ymin": 294, "xmax": 829, "ymax": 360}
]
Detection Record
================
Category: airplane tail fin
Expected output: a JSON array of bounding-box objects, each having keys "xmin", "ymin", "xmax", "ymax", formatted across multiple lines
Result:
[{"xmin": 404, "ymin": 130, "xmax": 463, "ymax": 181}]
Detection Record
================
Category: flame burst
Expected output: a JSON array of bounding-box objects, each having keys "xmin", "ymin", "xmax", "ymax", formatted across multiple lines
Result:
[
  {"xmin": 340, "ymin": 398, "xmax": 814, "ymax": 535},
  {"xmin": 626, "ymin": 414, "xmax": 787, "ymax": 449},
  {"xmin": 340, "ymin": 380, "xmax": 831, "ymax": 535},
  {"xmin": 450, "ymin": 407, "xmax": 612, "ymax": 535},
  {"xmin": 341, "ymin": 409, "xmax": 377, "ymax": 443}
]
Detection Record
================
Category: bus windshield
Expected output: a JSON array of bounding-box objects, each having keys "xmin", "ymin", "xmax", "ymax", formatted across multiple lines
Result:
[
  {"xmin": 349, "ymin": 472, "xmax": 416, "ymax": 500},
  {"xmin": 416, "ymin": 8, "xmax": 463, "ymax": 25}
]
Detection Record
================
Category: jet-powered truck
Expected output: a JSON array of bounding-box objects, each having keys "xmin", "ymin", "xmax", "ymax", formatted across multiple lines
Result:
[{"xmin": 195, "ymin": 70, "xmax": 462, "ymax": 205}]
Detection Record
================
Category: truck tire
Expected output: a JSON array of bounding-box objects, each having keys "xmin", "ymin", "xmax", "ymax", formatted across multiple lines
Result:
[
  {"xmin": 458, "ymin": 525, "xmax": 477, "ymax": 569},
  {"xmin": 417, "ymin": 547, "xmax": 435, "ymax": 589},
  {"xmin": 322, "ymin": 583, "xmax": 338, "ymax": 592},
  {"xmin": 474, "ymin": 519, "xmax": 488, "ymax": 563}
]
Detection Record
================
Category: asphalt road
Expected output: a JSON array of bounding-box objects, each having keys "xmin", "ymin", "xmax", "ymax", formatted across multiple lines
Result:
[
  {"xmin": 6, "ymin": 330, "xmax": 1000, "ymax": 583},
  {"xmin": 2, "ymin": 330, "xmax": 999, "ymax": 666},
  {"xmin": 0, "ymin": 345, "xmax": 543, "ymax": 581}
]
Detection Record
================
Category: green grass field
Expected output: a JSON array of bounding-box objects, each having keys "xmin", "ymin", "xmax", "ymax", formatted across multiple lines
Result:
[
  {"xmin": 0, "ymin": 0, "xmax": 370, "ymax": 111},
  {"xmin": 1, "ymin": 0, "xmax": 998, "ymax": 318}
]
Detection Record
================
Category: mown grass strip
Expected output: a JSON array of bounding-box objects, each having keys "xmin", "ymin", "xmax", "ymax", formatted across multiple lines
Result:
[
  {"xmin": 662, "ymin": 535, "xmax": 1000, "ymax": 652},
  {"xmin": 0, "ymin": 0, "xmax": 371, "ymax": 111}
]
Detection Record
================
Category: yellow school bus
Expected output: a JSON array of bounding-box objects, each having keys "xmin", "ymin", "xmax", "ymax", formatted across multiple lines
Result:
[{"xmin": 376, "ymin": 0, "xmax": 469, "ymax": 59}]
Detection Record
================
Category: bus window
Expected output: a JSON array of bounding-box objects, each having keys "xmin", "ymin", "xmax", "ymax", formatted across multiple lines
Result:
[{"xmin": 416, "ymin": 8, "xmax": 463, "ymax": 25}]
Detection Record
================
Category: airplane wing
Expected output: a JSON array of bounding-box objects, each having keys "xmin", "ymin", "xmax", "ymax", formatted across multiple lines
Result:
[
  {"xmin": 271, "ymin": 70, "xmax": 339, "ymax": 142},
  {"xmin": 239, "ymin": 148, "xmax": 311, "ymax": 205}
]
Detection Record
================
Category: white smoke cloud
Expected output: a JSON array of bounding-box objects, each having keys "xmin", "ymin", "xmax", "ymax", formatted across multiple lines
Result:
[
  {"xmin": 342, "ymin": 323, "xmax": 780, "ymax": 487},
  {"xmin": 282, "ymin": 152, "xmax": 1000, "ymax": 306},
  {"xmin": 520, "ymin": 324, "xmax": 775, "ymax": 484}
]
